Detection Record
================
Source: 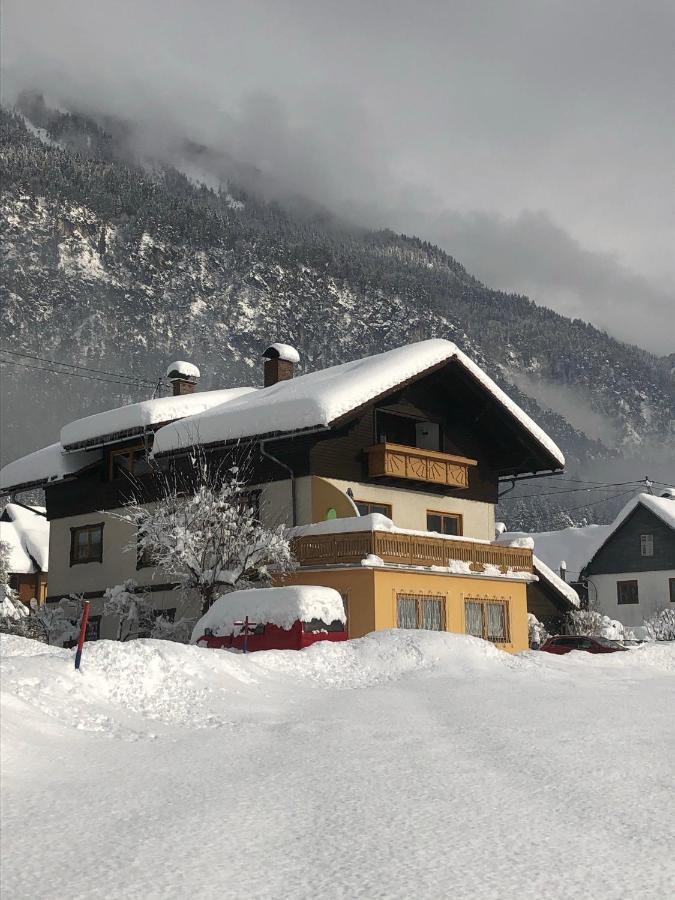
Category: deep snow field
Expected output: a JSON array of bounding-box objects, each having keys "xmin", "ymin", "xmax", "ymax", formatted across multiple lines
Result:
[{"xmin": 2, "ymin": 632, "xmax": 674, "ymax": 900}]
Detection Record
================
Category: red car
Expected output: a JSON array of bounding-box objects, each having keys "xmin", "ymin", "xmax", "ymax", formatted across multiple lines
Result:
[
  {"xmin": 540, "ymin": 635, "xmax": 628, "ymax": 655},
  {"xmin": 196, "ymin": 617, "xmax": 347, "ymax": 652}
]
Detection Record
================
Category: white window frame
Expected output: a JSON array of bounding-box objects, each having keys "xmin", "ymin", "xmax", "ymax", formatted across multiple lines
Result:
[{"xmin": 640, "ymin": 534, "xmax": 654, "ymax": 557}]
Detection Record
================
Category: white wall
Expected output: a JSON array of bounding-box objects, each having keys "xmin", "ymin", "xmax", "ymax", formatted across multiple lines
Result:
[
  {"xmin": 588, "ymin": 569, "xmax": 675, "ymax": 629},
  {"xmin": 320, "ymin": 477, "xmax": 496, "ymax": 540}
]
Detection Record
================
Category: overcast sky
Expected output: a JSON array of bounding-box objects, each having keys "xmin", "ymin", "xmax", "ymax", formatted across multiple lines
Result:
[{"xmin": 3, "ymin": 0, "xmax": 674, "ymax": 353}]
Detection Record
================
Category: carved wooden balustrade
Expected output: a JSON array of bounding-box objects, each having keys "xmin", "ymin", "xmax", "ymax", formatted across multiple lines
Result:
[
  {"xmin": 367, "ymin": 442, "xmax": 477, "ymax": 488},
  {"xmin": 292, "ymin": 530, "xmax": 533, "ymax": 574}
]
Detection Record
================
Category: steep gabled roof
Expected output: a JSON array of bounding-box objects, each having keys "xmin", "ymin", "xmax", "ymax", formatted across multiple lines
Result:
[
  {"xmin": 582, "ymin": 492, "xmax": 675, "ymax": 573},
  {"xmin": 152, "ymin": 340, "xmax": 565, "ymax": 472}
]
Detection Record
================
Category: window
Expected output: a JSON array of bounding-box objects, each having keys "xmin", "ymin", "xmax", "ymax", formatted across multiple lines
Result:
[
  {"xmin": 464, "ymin": 599, "xmax": 510, "ymax": 643},
  {"xmin": 356, "ymin": 500, "xmax": 392, "ymax": 518},
  {"xmin": 108, "ymin": 444, "xmax": 152, "ymax": 481},
  {"xmin": 640, "ymin": 534, "xmax": 654, "ymax": 557},
  {"xmin": 396, "ymin": 593, "xmax": 445, "ymax": 631},
  {"xmin": 85, "ymin": 615, "xmax": 101, "ymax": 641},
  {"xmin": 670, "ymin": 579, "xmax": 675, "ymax": 603},
  {"xmin": 70, "ymin": 524, "xmax": 104, "ymax": 565},
  {"xmin": 426, "ymin": 511, "xmax": 463, "ymax": 536},
  {"xmin": 617, "ymin": 580, "xmax": 639, "ymax": 604}
]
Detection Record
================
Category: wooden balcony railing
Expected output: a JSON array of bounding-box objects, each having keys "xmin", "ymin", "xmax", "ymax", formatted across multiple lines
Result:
[
  {"xmin": 367, "ymin": 443, "xmax": 477, "ymax": 488},
  {"xmin": 292, "ymin": 530, "xmax": 533, "ymax": 574}
]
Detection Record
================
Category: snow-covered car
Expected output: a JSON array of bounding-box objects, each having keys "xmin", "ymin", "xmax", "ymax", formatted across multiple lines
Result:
[
  {"xmin": 192, "ymin": 585, "xmax": 347, "ymax": 652},
  {"xmin": 540, "ymin": 635, "xmax": 628, "ymax": 655}
]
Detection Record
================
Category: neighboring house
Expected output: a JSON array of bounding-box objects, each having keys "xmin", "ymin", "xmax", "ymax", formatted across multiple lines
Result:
[
  {"xmin": 0, "ymin": 503, "xmax": 49, "ymax": 604},
  {"xmin": 0, "ymin": 340, "xmax": 566, "ymax": 652},
  {"xmin": 581, "ymin": 492, "xmax": 675, "ymax": 635}
]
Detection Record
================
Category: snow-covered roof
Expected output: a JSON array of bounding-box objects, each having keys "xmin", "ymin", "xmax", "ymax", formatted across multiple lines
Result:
[
  {"xmin": 191, "ymin": 586, "xmax": 346, "ymax": 642},
  {"xmin": 166, "ymin": 360, "xmax": 200, "ymax": 380},
  {"xmin": 0, "ymin": 504, "xmax": 49, "ymax": 573},
  {"xmin": 0, "ymin": 443, "xmax": 102, "ymax": 494},
  {"xmin": 153, "ymin": 339, "xmax": 564, "ymax": 469},
  {"xmin": 60, "ymin": 387, "xmax": 256, "ymax": 451},
  {"xmin": 497, "ymin": 523, "xmax": 612, "ymax": 582},
  {"xmin": 263, "ymin": 343, "xmax": 300, "ymax": 364},
  {"xmin": 583, "ymin": 492, "xmax": 675, "ymax": 572},
  {"xmin": 531, "ymin": 554, "xmax": 580, "ymax": 608}
]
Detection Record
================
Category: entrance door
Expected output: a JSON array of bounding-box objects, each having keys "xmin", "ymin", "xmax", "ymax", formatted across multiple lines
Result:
[{"xmin": 415, "ymin": 421, "xmax": 440, "ymax": 451}]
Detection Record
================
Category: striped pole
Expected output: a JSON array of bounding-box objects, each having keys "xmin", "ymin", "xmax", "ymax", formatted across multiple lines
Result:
[{"xmin": 74, "ymin": 601, "xmax": 91, "ymax": 671}]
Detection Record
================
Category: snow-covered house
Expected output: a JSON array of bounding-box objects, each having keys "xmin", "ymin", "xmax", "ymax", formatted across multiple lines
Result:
[
  {"xmin": 0, "ymin": 503, "xmax": 49, "ymax": 604},
  {"xmin": 0, "ymin": 340, "xmax": 566, "ymax": 651},
  {"xmin": 581, "ymin": 492, "xmax": 675, "ymax": 635}
]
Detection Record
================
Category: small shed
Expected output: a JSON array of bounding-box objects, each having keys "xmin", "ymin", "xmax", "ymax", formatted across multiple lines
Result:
[{"xmin": 0, "ymin": 504, "xmax": 49, "ymax": 605}]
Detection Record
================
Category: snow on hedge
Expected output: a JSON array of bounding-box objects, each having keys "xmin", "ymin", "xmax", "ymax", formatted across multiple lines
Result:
[
  {"xmin": 153, "ymin": 339, "xmax": 564, "ymax": 467},
  {"xmin": 0, "ymin": 504, "xmax": 49, "ymax": 573},
  {"xmin": 0, "ymin": 442, "xmax": 101, "ymax": 493},
  {"xmin": 192, "ymin": 585, "xmax": 346, "ymax": 641},
  {"xmin": 60, "ymin": 386, "xmax": 256, "ymax": 449}
]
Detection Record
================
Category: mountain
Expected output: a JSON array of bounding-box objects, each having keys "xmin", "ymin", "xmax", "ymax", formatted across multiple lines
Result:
[{"xmin": 1, "ymin": 104, "xmax": 672, "ymax": 529}]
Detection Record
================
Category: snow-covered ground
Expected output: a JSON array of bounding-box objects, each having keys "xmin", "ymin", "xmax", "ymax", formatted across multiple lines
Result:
[{"xmin": 2, "ymin": 632, "xmax": 674, "ymax": 899}]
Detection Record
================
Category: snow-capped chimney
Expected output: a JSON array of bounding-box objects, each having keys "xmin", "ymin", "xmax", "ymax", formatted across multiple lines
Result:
[
  {"xmin": 263, "ymin": 343, "xmax": 300, "ymax": 387},
  {"xmin": 166, "ymin": 360, "xmax": 200, "ymax": 396},
  {"xmin": 559, "ymin": 560, "xmax": 567, "ymax": 582}
]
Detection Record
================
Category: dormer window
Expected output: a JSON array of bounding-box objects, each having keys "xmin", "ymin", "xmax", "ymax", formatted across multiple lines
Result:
[
  {"xmin": 108, "ymin": 444, "xmax": 152, "ymax": 481},
  {"xmin": 640, "ymin": 534, "xmax": 654, "ymax": 557}
]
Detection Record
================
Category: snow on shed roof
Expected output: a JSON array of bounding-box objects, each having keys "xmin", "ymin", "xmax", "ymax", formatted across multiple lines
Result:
[
  {"xmin": 583, "ymin": 492, "xmax": 675, "ymax": 572},
  {"xmin": 191, "ymin": 586, "xmax": 346, "ymax": 642},
  {"xmin": 0, "ymin": 443, "xmax": 102, "ymax": 494},
  {"xmin": 60, "ymin": 387, "xmax": 256, "ymax": 450},
  {"xmin": 532, "ymin": 554, "xmax": 580, "ymax": 608},
  {"xmin": 153, "ymin": 339, "xmax": 565, "ymax": 468},
  {"xmin": 0, "ymin": 504, "xmax": 49, "ymax": 573},
  {"xmin": 497, "ymin": 524, "xmax": 612, "ymax": 582}
]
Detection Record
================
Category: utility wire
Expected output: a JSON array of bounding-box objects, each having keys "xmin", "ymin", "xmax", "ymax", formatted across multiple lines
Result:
[
  {"xmin": 1, "ymin": 346, "xmax": 158, "ymax": 386},
  {"xmin": 0, "ymin": 357, "xmax": 153, "ymax": 389},
  {"xmin": 560, "ymin": 488, "xmax": 639, "ymax": 515},
  {"xmin": 498, "ymin": 482, "xmax": 646, "ymax": 501}
]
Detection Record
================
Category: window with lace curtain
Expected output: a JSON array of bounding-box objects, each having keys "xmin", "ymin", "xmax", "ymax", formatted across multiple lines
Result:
[
  {"xmin": 396, "ymin": 593, "xmax": 445, "ymax": 631},
  {"xmin": 464, "ymin": 599, "xmax": 510, "ymax": 643}
]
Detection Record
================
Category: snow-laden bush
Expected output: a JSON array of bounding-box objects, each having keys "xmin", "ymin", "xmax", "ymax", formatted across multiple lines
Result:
[
  {"xmin": 528, "ymin": 614, "xmax": 549, "ymax": 649},
  {"xmin": 565, "ymin": 609, "xmax": 625, "ymax": 641},
  {"xmin": 103, "ymin": 579, "xmax": 155, "ymax": 641},
  {"xmin": 114, "ymin": 456, "xmax": 295, "ymax": 615},
  {"xmin": 643, "ymin": 608, "xmax": 675, "ymax": 642}
]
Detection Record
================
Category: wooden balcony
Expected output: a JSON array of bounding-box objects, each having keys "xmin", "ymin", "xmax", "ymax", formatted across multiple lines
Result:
[
  {"xmin": 292, "ymin": 530, "xmax": 533, "ymax": 574},
  {"xmin": 367, "ymin": 442, "xmax": 477, "ymax": 488}
]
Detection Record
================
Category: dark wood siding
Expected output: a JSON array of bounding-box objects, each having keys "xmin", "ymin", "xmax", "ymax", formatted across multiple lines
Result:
[{"xmin": 585, "ymin": 505, "xmax": 675, "ymax": 575}]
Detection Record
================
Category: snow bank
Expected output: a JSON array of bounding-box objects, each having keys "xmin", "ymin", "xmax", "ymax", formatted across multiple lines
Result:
[
  {"xmin": 191, "ymin": 585, "xmax": 346, "ymax": 641},
  {"xmin": 60, "ymin": 386, "xmax": 256, "ymax": 449},
  {"xmin": 0, "ymin": 442, "xmax": 101, "ymax": 492},
  {"xmin": 153, "ymin": 339, "xmax": 564, "ymax": 468}
]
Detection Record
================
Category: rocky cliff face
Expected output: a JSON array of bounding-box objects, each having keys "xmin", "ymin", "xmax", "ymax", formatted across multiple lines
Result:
[{"xmin": 1, "ymin": 106, "xmax": 672, "ymax": 527}]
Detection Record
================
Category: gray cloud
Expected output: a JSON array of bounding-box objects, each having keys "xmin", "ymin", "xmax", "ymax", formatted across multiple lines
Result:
[{"xmin": 2, "ymin": 0, "xmax": 673, "ymax": 353}]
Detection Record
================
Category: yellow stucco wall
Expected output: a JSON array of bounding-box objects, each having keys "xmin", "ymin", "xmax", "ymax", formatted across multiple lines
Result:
[{"xmin": 278, "ymin": 567, "xmax": 529, "ymax": 652}]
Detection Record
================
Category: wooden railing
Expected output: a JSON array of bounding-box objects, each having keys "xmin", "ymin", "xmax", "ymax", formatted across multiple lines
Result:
[
  {"xmin": 292, "ymin": 530, "xmax": 533, "ymax": 574},
  {"xmin": 367, "ymin": 443, "xmax": 477, "ymax": 488}
]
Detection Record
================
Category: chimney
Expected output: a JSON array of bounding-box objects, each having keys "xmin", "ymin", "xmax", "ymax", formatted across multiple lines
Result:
[
  {"xmin": 263, "ymin": 343, "xmax": 300, "ymax": 387},
  {"xmin": 559, "ymin": 560, "xmax": 567, "ymax": 582},
  {"xmin": 166, "ymin": 360, "xmax": 200, "ymax": 396}
]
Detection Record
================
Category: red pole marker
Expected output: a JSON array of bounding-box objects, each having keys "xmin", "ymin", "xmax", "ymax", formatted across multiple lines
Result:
[{"xmin": 74, "ymin": 601, "xmax": 91, "ymax": 671}]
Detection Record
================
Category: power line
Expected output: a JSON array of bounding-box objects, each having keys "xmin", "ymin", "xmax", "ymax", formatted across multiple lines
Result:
[
  {"xmin": 1, "ymin": 346, "xmax": 158, "ymax": 386},
  {"xmin": 499, "ymin": 482, "xmax": 645, "ymax": 501},
  {"xmin": 0, "ymin": 357, "xmax": 154, "ymax": 390},
  {"xmin": 562, "ymin": 488, "xmax": 638, "ymax": 515}
]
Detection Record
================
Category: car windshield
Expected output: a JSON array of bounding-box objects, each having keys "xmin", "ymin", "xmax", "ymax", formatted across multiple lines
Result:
[{"xmin": 593, "ymin": 637, "xmax": 624, "ymax": 648}]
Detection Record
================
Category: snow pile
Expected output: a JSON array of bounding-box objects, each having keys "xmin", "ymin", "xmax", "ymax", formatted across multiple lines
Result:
[
  {"xmin": 191, "ymin": 585, "xmax": 346, "ymax": 641},
  {"xmin": 264, "ymin": 343, "xmax": 300, "ymax": 363},
  {"xmin": 0, "ymin": 442, "xmax": 102, "ymax": 492},
  {"xmin": 0, "ymin": 504, "xmax": 49, "ymax": 572},
  {"xmin": 152, "ymin": 339, "xmax": 564, "ymax": 468},
  {"xmin": 60, "ymin": 386, "xmax": 256, "ymax": 449}
]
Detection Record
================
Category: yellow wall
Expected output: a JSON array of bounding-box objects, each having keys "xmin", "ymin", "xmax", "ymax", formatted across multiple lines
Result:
[{"xmin": 278, "ymin": 567, "xmax": 529, "ymax": 652}]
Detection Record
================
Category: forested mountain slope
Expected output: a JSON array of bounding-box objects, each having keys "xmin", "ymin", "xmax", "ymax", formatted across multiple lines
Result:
[{"xmin": 1, "ymin": 106, "xmax": 672, "ymax": 528}]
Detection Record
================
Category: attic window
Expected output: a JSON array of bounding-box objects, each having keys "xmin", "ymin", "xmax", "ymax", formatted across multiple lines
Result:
[
  {"xmin": 640, "ymin": 534, "xmax": 654, "ymax": 557},
  {"xmin": 108, "ymin": 444, "xmax": 152, "ymax": 481}
]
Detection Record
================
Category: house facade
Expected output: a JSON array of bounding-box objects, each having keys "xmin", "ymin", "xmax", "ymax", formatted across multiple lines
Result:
[
  {"xmin": 581, "ymin": 493, "xmax": 675, "ymax": 635},
  {"xmin": 0, "ymin": 341, "xmax": 566, "ymax": 651}
]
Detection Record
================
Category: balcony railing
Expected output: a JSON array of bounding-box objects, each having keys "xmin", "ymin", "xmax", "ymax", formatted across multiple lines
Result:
[
  {"xmin": 292, "ymin": 530, "xmax": 533, "ymax": 574},
  {"xmin": 367, "ymin": 442, "xmax": 477, "ymax": 488}
]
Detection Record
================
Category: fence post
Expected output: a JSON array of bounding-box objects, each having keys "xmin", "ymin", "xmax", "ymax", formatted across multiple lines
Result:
[{"xmin": 74, "ymin": 601, "xmax": 91, "ymax": 671}]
